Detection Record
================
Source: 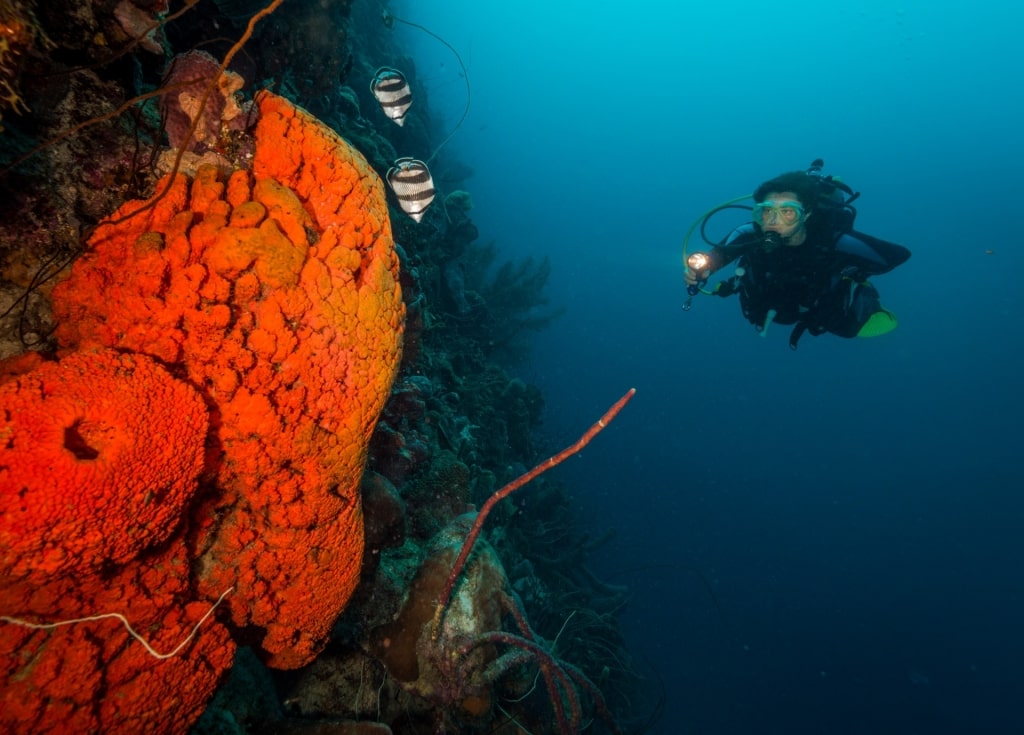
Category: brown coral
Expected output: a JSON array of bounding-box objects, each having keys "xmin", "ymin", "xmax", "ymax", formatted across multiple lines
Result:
[
  {"xmin": 159, "ymin": 49, "xmax": 248, "ymax": 155},
  {"xmin": 51, "ymin": 91, "xmax": 405, "ymax": 668},
  {"xmin": 369, "ymin": 515, "xmax": 509, "ymax": 713}
]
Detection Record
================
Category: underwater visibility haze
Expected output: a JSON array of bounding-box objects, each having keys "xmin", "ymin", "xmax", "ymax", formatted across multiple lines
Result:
[
  {"xmin": 0, "ymin": 0, "xmax": 1021, "ymax": 733},
  {"xmin": 403, "ymin": 1, "xmax": 1024, "ymax": 733}
]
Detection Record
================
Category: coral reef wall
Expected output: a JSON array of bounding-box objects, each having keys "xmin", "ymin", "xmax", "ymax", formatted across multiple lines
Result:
[
  {"xmin": 1, "ymin": 6, "xmax": 406, "ymax": 727},
  {"xmin": 0, "ymin": 2, "xmax": 643, "ymax": 733}
]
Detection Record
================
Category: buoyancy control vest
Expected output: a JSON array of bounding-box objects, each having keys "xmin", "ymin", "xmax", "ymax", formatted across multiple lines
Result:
[{"xmin": 712, "ymin": 223, "xmax": 910, "ymax": 345}]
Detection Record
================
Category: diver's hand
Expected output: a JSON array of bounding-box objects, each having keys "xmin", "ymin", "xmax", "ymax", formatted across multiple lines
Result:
[{"xmin": 684, "ymin": 268, "xmax": 702, "ymax": 287}]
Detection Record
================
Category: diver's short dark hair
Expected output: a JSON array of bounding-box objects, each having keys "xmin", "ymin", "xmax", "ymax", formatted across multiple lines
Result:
[{"xmin": 753, "ymin": 171, "xmax": 819, "ymax": 211}]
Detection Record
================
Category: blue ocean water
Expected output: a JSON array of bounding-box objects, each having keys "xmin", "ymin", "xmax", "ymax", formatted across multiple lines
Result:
[{"xmin": 392, "ymin": 1, "xmax": 1023, "ymax": 732}]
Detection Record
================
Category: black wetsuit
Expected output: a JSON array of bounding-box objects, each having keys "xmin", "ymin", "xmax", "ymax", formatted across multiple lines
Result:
[{"xmin": 706, "ymin": 223, "xmax": 910, "ymax": 347}]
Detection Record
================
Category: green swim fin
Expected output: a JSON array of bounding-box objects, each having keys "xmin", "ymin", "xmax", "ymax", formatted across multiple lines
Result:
[{"xmin": 857, "ymin": 309, "xmax": 898, "ymax": 337}]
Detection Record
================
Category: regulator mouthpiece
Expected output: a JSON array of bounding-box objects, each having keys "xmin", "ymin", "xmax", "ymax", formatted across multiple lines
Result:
[{"xmin": 761, "ymin": 231, "xmax": 783, "ymax": 251}]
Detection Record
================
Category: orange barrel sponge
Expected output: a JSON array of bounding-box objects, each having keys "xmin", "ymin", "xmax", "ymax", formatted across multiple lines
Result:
[
  {"xmin": 0, "ymin": 348, "xmax": 234, "ymax": 735},
  {"xmin": 0, "ymin": 348, "xmax": 208, "ymax": 578},
  {"xmin": 51, "ymin": 91, "xmax": 405, "ymax": 668}
]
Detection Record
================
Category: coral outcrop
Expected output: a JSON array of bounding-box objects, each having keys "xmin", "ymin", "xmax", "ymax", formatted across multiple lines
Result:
[{"xmin": 370, "ymin": 515, "xmax": 511, "ymax": 719}]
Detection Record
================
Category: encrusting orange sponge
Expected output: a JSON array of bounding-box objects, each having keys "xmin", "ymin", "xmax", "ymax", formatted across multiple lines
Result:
[{"xmin": 51, "ymin": 91, "xmax": 405, "ymax": 669}]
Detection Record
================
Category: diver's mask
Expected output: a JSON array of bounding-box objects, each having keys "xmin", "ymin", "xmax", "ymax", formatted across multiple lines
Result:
[
  {"xmin": 752, "ymin": 200, "xmax": 805, "ymax": 227},
  {"xmin": 753, "ymin": 200, "xmax": 806, "ymax": 252}
]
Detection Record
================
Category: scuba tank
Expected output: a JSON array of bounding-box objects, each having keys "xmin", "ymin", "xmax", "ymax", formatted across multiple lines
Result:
[{"xmin": 805, "ymin": 158, "xmax": 860, "ymax": 234}]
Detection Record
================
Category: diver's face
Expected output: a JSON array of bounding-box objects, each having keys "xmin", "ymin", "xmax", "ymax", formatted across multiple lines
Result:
[{"xmin": 756, "ymin": 191, "xmax": 808, "ymax": 245}]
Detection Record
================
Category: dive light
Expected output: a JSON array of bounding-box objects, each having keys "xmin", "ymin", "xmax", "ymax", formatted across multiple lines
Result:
[{"xmin": 686, "ymin": 252, "xmax": 711, "ymax": 296}]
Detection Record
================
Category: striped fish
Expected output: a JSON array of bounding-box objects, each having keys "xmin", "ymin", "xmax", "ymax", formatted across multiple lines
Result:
[
  {"xmin": 387, "ymin": 158, "xmax": 435, "ymax": 222},
  {"xmin": 371, "ymin": 67, "xmax": 412, "ymax": 126}
]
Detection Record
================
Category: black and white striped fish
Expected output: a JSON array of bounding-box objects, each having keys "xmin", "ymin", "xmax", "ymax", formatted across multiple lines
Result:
[
  {"xmin": 386, "ymin": 158, "xmax": 435, "ymax": 222},
  {"xmin": 370, "ymin": 67, "xmax": 412, "ymax": 126}
]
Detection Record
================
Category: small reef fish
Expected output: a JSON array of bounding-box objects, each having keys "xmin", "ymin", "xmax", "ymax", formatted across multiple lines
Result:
[
  {"xmin": 387, "ymin": 157, "xmax": 435, "ymax": 222},
  {"xmin": 371, "ymin": 67, "xmax": 412, "ymax": 125}
]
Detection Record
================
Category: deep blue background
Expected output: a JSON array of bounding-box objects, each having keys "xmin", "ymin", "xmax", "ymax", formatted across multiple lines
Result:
[{"xmin": 388, "ymin": 1, "xmax": 1023, "ymax": 732}]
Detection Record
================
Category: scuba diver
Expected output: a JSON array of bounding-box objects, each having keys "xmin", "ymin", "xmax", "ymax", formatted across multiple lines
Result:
[{"xmin": 684, "ymin": 160, "xmax": 911, "ymax": 349}]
